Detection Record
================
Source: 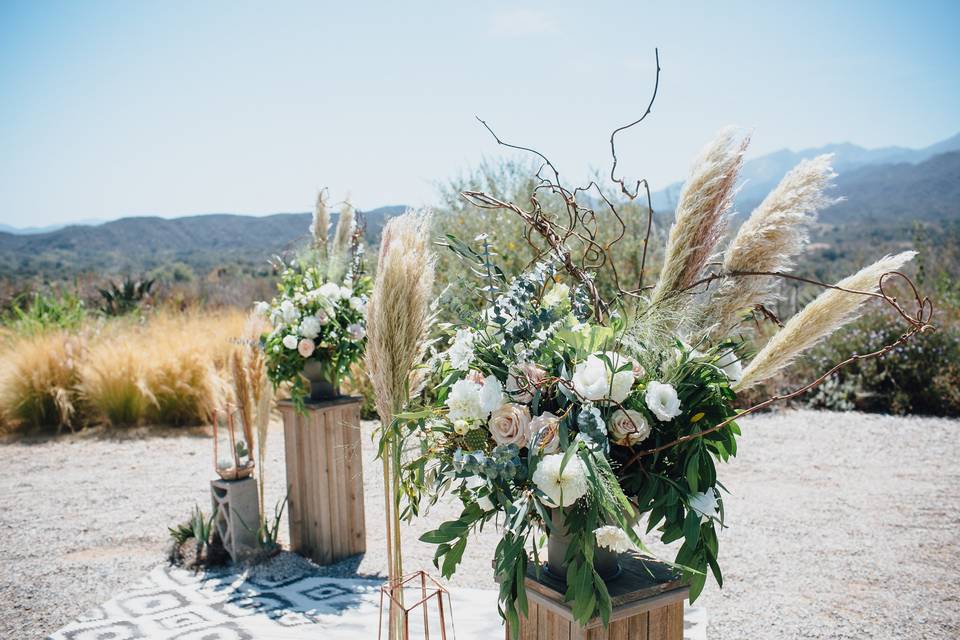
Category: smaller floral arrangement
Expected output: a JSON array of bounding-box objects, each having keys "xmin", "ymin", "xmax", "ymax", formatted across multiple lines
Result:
[{"xmin": 257, "ymin": 195, "xmax": 371, "ymax": 407}]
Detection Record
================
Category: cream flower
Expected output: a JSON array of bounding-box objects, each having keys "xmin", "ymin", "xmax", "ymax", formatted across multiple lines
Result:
[
  {"xmin": 349, "ymin": 296, "xmax": 366, "ymax": 312},
  {"xmin": 446, "ymin": 379, "xmax": 484, "ymax": 422},
  {"xmin": 318, "ymin": 282, "xmax": 343, "ymax": 300},
  {"xmin": 609, "ymin": 409, "xmax": 651, "ymax": 446},
  {"xmin": 282, "ymin": 334, "xmax": 299, "ymax": 350},
  {"xmin": 594, "ymin": 525, "xmax": 634, "ymax": 553},
  {"xmin": 571, "ymin": 352, "xmax": 636, "ymax": 403},
  {"xmin": 532, "ymin": 453, "xmax": 589, "ymax": 507},
  {"xmin": 299, "ymin": 316, "xmax": 322, "ymax": 339},
  {"xmin": 542, "ymin": 283, "xmax": 570, "ymax": 308},
  {"xmin": 645, "ymin": 381, "xmax": 682, "ymax": 421},
  {"xmin": 452, "ymin": 419, "xmax": 471, "ymax": 435},
  {"xmin": 688, "ymin": 489, "xmax": 719, "ymax": 523},
  {"xmin": 448, "ymin": 329, "xmax": 476, "ymax": 371},
  {"xmin": 279, "ymin": 300, "xmax": 299, "ymax": 324},
  {"xmin": 505, "ymin": 362, "xmax": 548, "ymax": 402},
  {"xmin": 297, "ymin": 338, "xmax": 316, "ymax": 358},
  {"xmin": 715, "ymin": 349, "xmax": 743, "ymax": 384},
  {"xmin": 479, "ymin": 375, "xmax": 505, "ymax": 415},
  {"xmin": 529, "ymin": 411, "xmax": 561, "ymax": 454},
  {"xmin": 254, "ymin": 301, "xmax": 270, "ymax": 317},
  {"xmin": 346, "ymin": 323, "xmax": 365, "ymax": 341},
  {"xmin": 488, "ymin": 403, "xmax": 532, "ymax": 447}
]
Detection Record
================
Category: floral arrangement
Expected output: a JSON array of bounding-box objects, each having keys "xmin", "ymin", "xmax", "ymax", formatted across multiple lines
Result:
[
  {"xmin": 389, "ymin": 119, "xmax": 933, "ymax": 635},
  {"xmin": 258, "ymin": 193, "xmax": 372, "ymax": 407}
]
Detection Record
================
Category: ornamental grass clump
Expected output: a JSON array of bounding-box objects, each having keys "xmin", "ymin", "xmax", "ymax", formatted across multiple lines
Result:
[
  {"xmin": 392, "ymin": 91, "xmax": 933, "ymax": 636},
  {"xmin": 0, "ymin": 330, "xmax": 84, "ymax": 431}
]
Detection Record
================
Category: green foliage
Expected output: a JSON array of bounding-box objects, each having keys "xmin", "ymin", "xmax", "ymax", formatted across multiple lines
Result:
[
  {"xmin": 2, "ymin": 289, "xmax": 86, "ymax": 335},
  {"xmin": 169, "ymin": 504, "xmax": 217, "ymax": 545},
  {"xmin": 258, "ymin": 496, "xmax": 288, "ymax": 549},
  {"xmin": 97, "ymin": 277, "xmax": 155, "ymax": 316}
]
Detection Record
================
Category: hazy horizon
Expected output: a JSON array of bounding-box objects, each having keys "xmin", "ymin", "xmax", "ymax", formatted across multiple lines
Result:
[{"xmin": 2, "ymin": 1, "xmax": 959, "ymax": 227}]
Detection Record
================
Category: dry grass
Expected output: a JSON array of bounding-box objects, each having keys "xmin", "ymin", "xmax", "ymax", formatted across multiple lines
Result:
[{"xmin": 0, "ymin": 309, "xmax": 247, "ymax": 431}]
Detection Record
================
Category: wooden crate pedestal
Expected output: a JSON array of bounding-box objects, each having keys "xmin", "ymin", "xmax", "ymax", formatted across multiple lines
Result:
[
  {"xmin": 280, "ymin": 397, "xmax": 366, "ymax": 565},
  {"xmin": 508, "ymin": 553, "xmax": 688, "ymax": 640}
]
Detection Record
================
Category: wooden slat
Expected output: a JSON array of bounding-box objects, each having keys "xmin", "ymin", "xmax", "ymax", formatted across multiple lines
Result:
[
  {"xmin": 646, "ymin": 605, "xmax": 668, "ymax": 640},
  {"xmin": 281, "ymin": 406, "xmax": 302, "ymax": 552},
  {"xmin": 665, "ymin": 602, "xmax": 684, "ymax": 640},
  {"xmin": 344, "ymin": 403, "xmax": 366, "ymax": 554},
  {"xmin": 629, "ymin": 612, "xmax": 649, "ymax": 639}
]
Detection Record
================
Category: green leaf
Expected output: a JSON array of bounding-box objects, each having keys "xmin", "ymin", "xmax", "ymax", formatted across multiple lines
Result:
[
  {"xmin": 683, "ymin": 510, "xmax": 701, "ymax": 548},
  {"xmin": 685, "ymin": 450, "xmax": 701, "ymax": 493},
  {"xmin": 441, "ymin": 536, "xmax": 467, "ymax": 578}
]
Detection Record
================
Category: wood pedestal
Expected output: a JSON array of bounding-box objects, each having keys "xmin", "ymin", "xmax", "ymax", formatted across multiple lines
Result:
[
  {"xmin": 279, "ymin": 397, "xmax": 366, "ymax": 565},
  {"xmin": 508, "ymin": 553, "xmax": 688, "ymax": 640}
]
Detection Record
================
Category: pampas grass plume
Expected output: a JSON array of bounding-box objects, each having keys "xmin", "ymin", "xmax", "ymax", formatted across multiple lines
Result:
[
  {"xmin": 701, "ymin": 154, "xmax": 837, "ymax": 336},
  {"xmin": 737, "ymin": 251, "xmax": 917, "ymax": 389},
  {"xmin": 311, "ymin": 189, "xmax": 330, "ymax": 253}
]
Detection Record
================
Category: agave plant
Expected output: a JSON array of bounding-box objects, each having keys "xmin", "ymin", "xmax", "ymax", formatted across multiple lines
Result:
[{"xmin": 97, "ymin": 277, "xmax": 155, "ymax": 316}]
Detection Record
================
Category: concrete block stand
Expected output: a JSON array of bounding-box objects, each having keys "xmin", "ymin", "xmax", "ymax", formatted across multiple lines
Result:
[{"xmin": 211, "ymin": 476, "xmax": 260, "ymax": 563}]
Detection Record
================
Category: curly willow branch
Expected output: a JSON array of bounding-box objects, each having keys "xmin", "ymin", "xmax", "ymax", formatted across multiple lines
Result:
[
  {"xmin": 621, "ymin": 271, "xmax": 935, "ymax": 471},
  {"xmin": 461, "ymin": 49, "xmax": 663, "ymax": 319}
]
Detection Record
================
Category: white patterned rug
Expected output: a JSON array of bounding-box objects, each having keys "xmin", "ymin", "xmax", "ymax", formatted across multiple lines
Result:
[{"xmin": 50, "ymin": 553, "xmax": 707, "ymax": 639}]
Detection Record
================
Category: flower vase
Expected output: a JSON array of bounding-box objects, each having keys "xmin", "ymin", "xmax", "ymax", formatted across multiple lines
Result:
[
  {"xmin": 302, "ymin": 359, "xmax": 341, "ymax": 401},
  {"xmin": 545, "ymin": 509, "xmax": 621, "ymax": 583}
]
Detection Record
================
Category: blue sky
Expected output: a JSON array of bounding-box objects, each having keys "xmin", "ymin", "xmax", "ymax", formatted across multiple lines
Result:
[{"xmin": 1, "ymin": 1, "xmax": 958, "ymax": 227}]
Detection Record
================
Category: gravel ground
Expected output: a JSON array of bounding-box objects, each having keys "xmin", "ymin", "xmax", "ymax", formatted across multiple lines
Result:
[{"xmin": 1, "ymin": 409, "xmax": 958, "ymax": 639}]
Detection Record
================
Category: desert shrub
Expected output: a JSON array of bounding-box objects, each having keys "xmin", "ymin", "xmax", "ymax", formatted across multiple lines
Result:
[
  {"xmin": 97, "ymin": 277, "xmax": 155, "ymax": 316},
  {"xmin": 788, "ymin": 307, "xmax": 960, "ymax": 417},
  {"xmin": 2, "ymin": 289, "xmax": 86, "ymax": 335},
  {"xmin": 0, "ymin": 330, "xmax": 85, "ymax": 430},
  {"xmin": 79, "ymin": 338, "xmax": 150, "ymax": 426}
]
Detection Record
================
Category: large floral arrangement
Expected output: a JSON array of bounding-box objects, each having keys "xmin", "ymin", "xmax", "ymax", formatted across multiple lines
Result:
[
  {"xmin": 259, "ymin": 195, "xmax": 371, "ymax": 407},
  {"xmin": 389, "ymin": 122, "xmax": 932, "ymax": 634}
]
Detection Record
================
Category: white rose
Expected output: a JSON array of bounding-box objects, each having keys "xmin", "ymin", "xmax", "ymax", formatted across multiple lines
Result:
[
  {"xmin": 529, "ymin": 411, "xmax": 560, "ymax": 454},
  {"xmin": 279, "ymin": 300, "xmax": 299, "ymax": 324},
  {"xmin": 488, "ymin": 403, "xmax": 532, "ymax": 448},
  {"xmin": 339, "ymin": 286, "xmax": 352, "ymax": 300},
  {"xmin": 346, "ymin": 323, "xmax": 366, "ymax": 341},
  {"xmin": 447, "ymin": 329, "xmax": 476, "ymax": 371},
  {"xmin": 446, "ymin": 379, "xmax": 484, "ymax": 422},
  {"xmin": 571, "ymin": 352, "xmax": 635, "ymax": 403},
  {"xmin": 254, "ymin": 301, "xmax": 270, "ymax": 317},
  {"xmin": 594, "ymin": 525, "xmax": 634, "ymax": 553},
  {"xmin": 349, "ymin": 296, "xmax": 366, "ymax": 312},
  {"xmin": 299, "ymin": 316, "xmax": 322, "ymax": 339},
  {"xmin": 532, "ymin": 453, "xmax": 589, "ymax": 507},
  {"xmin": 715, "ymin": 349, "xmax": 743, "ymax": 384},
  {"xmin": 479, "ymin": 375, "xmax": 504, "ymax": 415},
  {"xmin": 282, "ymin": 334, "xmax": 299, "ymax": 350},
  {"xmin": 609, "ymin": 409, "xmax": 651, "ymax": 446},
  {"xmin": 542, "ymin": 283, "xmax": 570, "ymax": 308},
  {"xmin": 645, "ymin": 381, "xmax": 682, "ymax": 421},
  {"xmin": 318, "ymin": 282, "xmax": 342, "ymax": 300},
  {"xmin": 688, "ymin": 489, "xmax": 719, "ymax": 523}
]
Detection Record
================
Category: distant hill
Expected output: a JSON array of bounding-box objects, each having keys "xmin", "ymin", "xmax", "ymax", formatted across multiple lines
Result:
[
  {"xmin": 0, "ymin": 206, "xmax": 407, "ymax": 279},
  {"xmin": 652, "ymin": 132, "xmax": 960, "ymax": 211}
]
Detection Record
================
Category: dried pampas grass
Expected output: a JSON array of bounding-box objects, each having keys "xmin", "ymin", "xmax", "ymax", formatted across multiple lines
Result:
[
  {"xmin": 699, "ymin": 154, "xmax": 837, "ymax": 337},
  {"xmin": 651, "ymin": 127, "xmax": 749, "ymax": 312},
  {"xmin": 327, "ymin": 199, "xmax": 356, "ymax": 282},
  {"xmin": 737, "ymin": 251, "xmax": 916, "ymax": 390},
  {"xmin": 311, "ymin": 190, "xmax": 330, "ymax": 254},
  {"xmin": 366, "ymin": 209, "xmax": 436, "ymax": 419}
]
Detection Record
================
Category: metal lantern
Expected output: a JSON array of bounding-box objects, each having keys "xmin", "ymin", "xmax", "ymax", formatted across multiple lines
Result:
[{"xmin": 379, "ymin": 571, "xmax": 456, "ymax": 640}]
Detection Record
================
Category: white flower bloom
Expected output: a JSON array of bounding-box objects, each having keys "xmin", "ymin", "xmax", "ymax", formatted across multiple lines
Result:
[
  {"xmin": 452, "ymin": 419, "xmax": 471, "ymax": 435},
  {"xmin": 645, "ymin": 381, "xmax": 682, "ymax": 421},
  {"xmin": 479, "ymin": 375, "xmax": 505, "ymax": 415},
  {"xmin": 446, "ymin": 379, "xmax": 484, "ymax": 422},
  {"xmin": 254, "ymin": 301, "xmax": 270, "ymax": 317},
  {"xmin": 465, "ymin": 476, "xmax": 494, "ymax": 511},
  {"xmin": 447, "ymin": 329, "xmax": 476, "ymax": 371},
  {"xmin": 299, "ymin": 316, "xmax": 322, "ymax": 339},
  {"xmin": 594, "ymin": 525, "xmax": 634, "ymax": 553},
  {"xmin": 349, "ymin": 296, "xmax": 366, "ymax": 312},
  {"xmin": 318, "ymin": 282, "xmax": 342, "ymax": 300},
  {"xmin": 532, "ymin": 453, "xmax": 589, "ymax": 507},
  {"xmin": 488, "ymin": 403, "xmax": 531, "ymax": 447},
  {"xmin": 339, "ymin": 286, "xmax": 352, "ymax": 300},
  {"xmin": 715, "ymin": 349, "xmax": 743, "ymax": 384},
  {"xmin": 297, "ymin": 338, "xmax": 316, "ymax": 358},
  {"xmin": 609, "ymin": 409, "xmax": 651, "ymax": 446},
  {"xmin": 279, "ymin": 300, "xmax": 299, "ymax": 324},
  {"xmin": 346, "ymin": 323, "xmax": 366, "ymax": 341},
  {"xmin": 542, "ymin": 283, "xmax": 570, "ymax": 308},
  {"xmin": 571, "ymin": 352, "xmax": 635, "ymax": 403},
  {"xmin": 282, "ymin": 334, "xmax": 299, "ymax": 350},
  {"xmin": 688, "ymin": 489, "xmax": 719, "ymax": 523}
]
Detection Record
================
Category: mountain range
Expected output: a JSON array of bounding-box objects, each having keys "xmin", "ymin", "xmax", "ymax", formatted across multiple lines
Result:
[{"xmin": 1, "ymin": 133, "xmax": 958, "ymax": 280}]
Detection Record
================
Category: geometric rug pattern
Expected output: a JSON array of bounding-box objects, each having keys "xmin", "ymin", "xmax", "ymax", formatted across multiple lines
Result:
[{"xmin": 49, "ymin": 554, "xmax": 707, "ymax": 639}]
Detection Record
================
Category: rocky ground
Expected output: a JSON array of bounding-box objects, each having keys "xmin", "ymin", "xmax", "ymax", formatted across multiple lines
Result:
[{"xmin": 1, "ymin": 409, "xmax": 958, "ymax": 639}]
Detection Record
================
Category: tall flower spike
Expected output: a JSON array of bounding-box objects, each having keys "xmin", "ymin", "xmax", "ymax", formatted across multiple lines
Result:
[
  {"xmin": 736, "ymin": 251, "xmax": 917, "ymax": 390},
  {"xmin": 699, "ymin": 154, "xmax": 838, "ymax": 337},
  {"xmin": 651, "ymin": 128, "xmax": 749, "ymax": 314}
]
